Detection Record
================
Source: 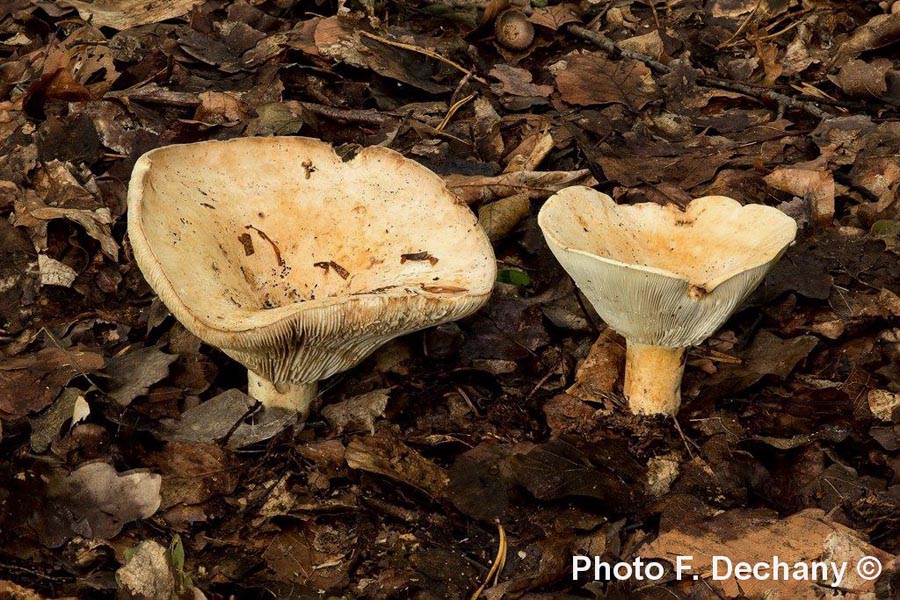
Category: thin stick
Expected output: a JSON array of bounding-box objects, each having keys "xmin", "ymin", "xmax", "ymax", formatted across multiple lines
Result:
[
  {"xmin": 360, "ymin": 30, "xmax": 489, "ymax": 85},
  {"xmin": 299, "ymin": 101, "xmax": 391, "ymax": 126},
  {"xmin": 437, "ymin": 93, "xmax": 475, "ymax": 131},
  {"xmin": 567, "ymin": 24, "xmax": 832, "ymax": 121},
  {"xmin": 469, "ymin": 522, "xmax": 507, "ymax": 600},
  {"xmin": 717, "ymin": 0, "xmax": 762, "ymax": 49}
]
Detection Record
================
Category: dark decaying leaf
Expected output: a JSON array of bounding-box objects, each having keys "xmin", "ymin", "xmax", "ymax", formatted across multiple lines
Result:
[
  {"xmin": 508, "ymin": 438, "xmax": 645, "ymax": 510},
  {"xmin": 345, "ymin": 432, "xmax": 449, "ymax": 499},
  {"xmin": 0, "ymin": 348, "xmax": 103, "ymax": 419},
  {"xmin": 148, "ymin": 441, "xmax": 239, "ymax": 509},
  {"xmin": 102, "ymin": 346, "xmax": 178, "ymax": 406},
  {"xmin": 701, "ymin": 331, "xmax": 818, "ymax": 396}
]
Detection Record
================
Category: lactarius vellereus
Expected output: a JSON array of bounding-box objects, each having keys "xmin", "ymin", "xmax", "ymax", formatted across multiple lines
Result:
[
  {"xmin": 128, "ymin": 137, "xmax": 495, "ymax": 418},
  {"xmin": 538, "ymin": 189, "xmax": 797, "ymax": 416}
]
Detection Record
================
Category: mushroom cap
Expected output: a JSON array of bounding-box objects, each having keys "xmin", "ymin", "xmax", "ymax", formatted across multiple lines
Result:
[
  {"xmin": 128, "ymin": 137, "xmax": 495, "ymax": 383},
  {"xmin": 494, "ymin": 9, "xmax": 535, "ymax": 51},
  {"xmin": 538, "ymin": 187, "xmax": 797, "ymax": 347}
]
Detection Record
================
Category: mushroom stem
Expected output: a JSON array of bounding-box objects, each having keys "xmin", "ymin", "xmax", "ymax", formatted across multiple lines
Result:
[
  {"xmin": 247, "ymin": 371, "xmax": 317, "ymax": 417},
  {"xmin": 624, "ymin": 342, "xmax": 686, "ymax": 416}
]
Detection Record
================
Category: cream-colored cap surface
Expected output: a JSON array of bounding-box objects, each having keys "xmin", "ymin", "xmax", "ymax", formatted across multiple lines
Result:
[
  {"xmin": 128, "ymin": 137, "xmax": 496, "ymax": 384},
  {"xmin": 538, "ymin": 188, "xmax": 797, "ymax": 347}
]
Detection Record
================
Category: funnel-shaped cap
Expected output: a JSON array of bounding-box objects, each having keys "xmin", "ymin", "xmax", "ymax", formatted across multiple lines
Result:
[
  {"xmin": 128, "ymin": 137, "xmax": 495, "ymax": 394},
  {"xmin": 538, "ymin": 188, "xmax": 796, "ymax": 348}
]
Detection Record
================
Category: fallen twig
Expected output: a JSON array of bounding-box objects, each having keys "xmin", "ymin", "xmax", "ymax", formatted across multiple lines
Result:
[
  {"xmin": 298, "ymin": 102, "xmax": 392, "ymax": 126},
  {"xmin": 469, "ymin": 522, "xmax": 507, "ymax": 600},
  {"xmin": 567, "ymin": 24, "xmax": 832, "ymax": 121},
  {"xmin": 360, "ymin": 30, "xmax": 489, "ymax": 85}
]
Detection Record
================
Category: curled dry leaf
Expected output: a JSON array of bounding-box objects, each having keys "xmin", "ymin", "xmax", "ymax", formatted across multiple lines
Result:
[
  {"xmin": 764, "ymin": 167, "xmax": 834, "ymax": 226},
  {"xmin": 566, "ymin": 328, "xmax": 625, "ymax": 405},
  {"xmin": 193, "ymin": 91, "xmax": 250, "ymax": 125},
  {"xmin": 345, "ymin": 433, "xmax": 449, "ymax": 498},
  {"xmin": 26, "ymin": 205, "xmax": 118, "ymax": 259},
  {"xmin": 444, "ymin": 169, "xmax": 596, "ymax": 205},
  {"xmin": 60, "ymin": 0, "xmax": 205, "ymax": 30},
  {"xmin": 47, "ymin": 462, "xmax": 162, "ymax": 540},
  {"xmin": 29, "ymin": 388, "xmax": 90, "ymax": 453},
  {"xmin": 477, "ymin": 193, "xmax": 531, "ymax": 241},
  {"xmin": 321, "ymin": 389, "xmax": 389, "ymax": 434}
]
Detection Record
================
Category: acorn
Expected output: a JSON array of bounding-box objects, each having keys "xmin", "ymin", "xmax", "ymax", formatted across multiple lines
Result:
[{"xmin": 494, "ymin": 9, "xmax": 534, "ymax": 51}]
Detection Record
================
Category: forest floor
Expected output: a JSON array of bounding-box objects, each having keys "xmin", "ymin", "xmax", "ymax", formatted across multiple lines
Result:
[{"xmin": 1, "ymin": 0, "xmax": 900, "ymax": 598}]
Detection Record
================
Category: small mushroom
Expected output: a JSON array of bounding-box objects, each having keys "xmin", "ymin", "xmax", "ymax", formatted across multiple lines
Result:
[
  {"xmin": 128, "ymin": 137, "xmax": 496, "ymax": 419},
  {"xmin": 494, "ymin": 9, "xmax": 534, "ymax": 51},
  {"xmin": 538, "ymin": 188, "xmax": 797, "ymax": 416}
]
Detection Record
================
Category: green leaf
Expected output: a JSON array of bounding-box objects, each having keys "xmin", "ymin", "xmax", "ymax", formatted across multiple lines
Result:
[
  {"xmin": 497, "ymin": 268, "xmax": 531, "ymax": 286},
  {"xmin": 123, "ymin": 546, "xmax": 137, "ymax": 563},
  {"xmin": 170, "ymin": 535, "xmax": 185, "ymax": 572},
  {"xmin": 531, "ymin": 0, "xmax": 548, "ymax": 7},
  {"xmin": 871, "ymin": 220, "xmax": 900, "ymax": 237}
]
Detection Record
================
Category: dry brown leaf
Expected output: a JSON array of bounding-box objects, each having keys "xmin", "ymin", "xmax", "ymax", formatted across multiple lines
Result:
[
  {"xmin": 489, "ymin": 64, "xmax": 553, "ymax": 98},
  {"xmin": 262, "ymin": 524, "xmax": 354, "ymax": 592},
  {"xmin": 754, "ymin": 40, "xmax": 783, "ymax": 88},
  {"xmin": 321, "ymin": 389, "xmax": 389, "ymax": 434},
  {"xmin": 445, "ymin": 169, "xmax": 596, "ymax": 205},
  {"xmin": 47, "ymin": 462, "xmax": 162, "ymax": 540},
  {"xmin": 640, "ymin": 508, "xmax": 895, "ymax": 598},
  {"xmin": 831, "ymin": 12, "xmax": 900, "ymax": 68},
  {"xmin": 0, "ymin": 348, "xmax": 104, "ymax": 419},
  {"xmin": 832, "ymin": 58, "xmax": 893, "ymax": 99},
  {"xmin": 149, "ymin": 441, "xmax": 239, "ymax": 509},
  {"xmin": 555, "ymin": 51, "xmax": 659, "ymax": 110},
  {"xmin": 345, "ymin": 433, "xmax": 449, "ymax": 498},
  {"xmin": 60, "ymin": 0, "xmax": 204, "ymax": 30},
  {"xmin": 194, "ymin": 91, "xmax": 249, "ymax": 125},
  {"xmin": 116, "ymin": 541, "xmax": 177, "ymax": 600},
  {"xmin": 618, "ymin": 30, "xmax": 665, "ymax": 61},
  {"xmin": 103, "ymin": 346, "xmax": 178, "ymax": 407},
  {"xmin": 764, "ymin": 167, "xmax": 834, "ymax": 226},
  {"xmin": 478, "ymin": 193, "xmax": 531, "ymax": 241},
  {"xmin": 37, "ymin": 254, "xmax": 77, "ymax": 288},
  {"xmin": 528, "ymin": 4, "xmax": 580, "ymax": 31},
  {"xmin": 567, "ymin": 329, "xmax": 625, "ymax": 404}
]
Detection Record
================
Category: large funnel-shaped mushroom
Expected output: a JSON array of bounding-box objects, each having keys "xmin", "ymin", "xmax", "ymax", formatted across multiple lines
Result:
[
  {"xmin": 128, "ymin": 137, "xmax": 495, "ymax": 418},
  {"xmin": 539, "ymin": 188, "xmax": 796, "ymax": 416}
]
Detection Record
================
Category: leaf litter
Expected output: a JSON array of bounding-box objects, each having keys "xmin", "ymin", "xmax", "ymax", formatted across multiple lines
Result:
[{"xmin": 1, "ymin": 0, "xmax": 900, "ymax": 597}]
